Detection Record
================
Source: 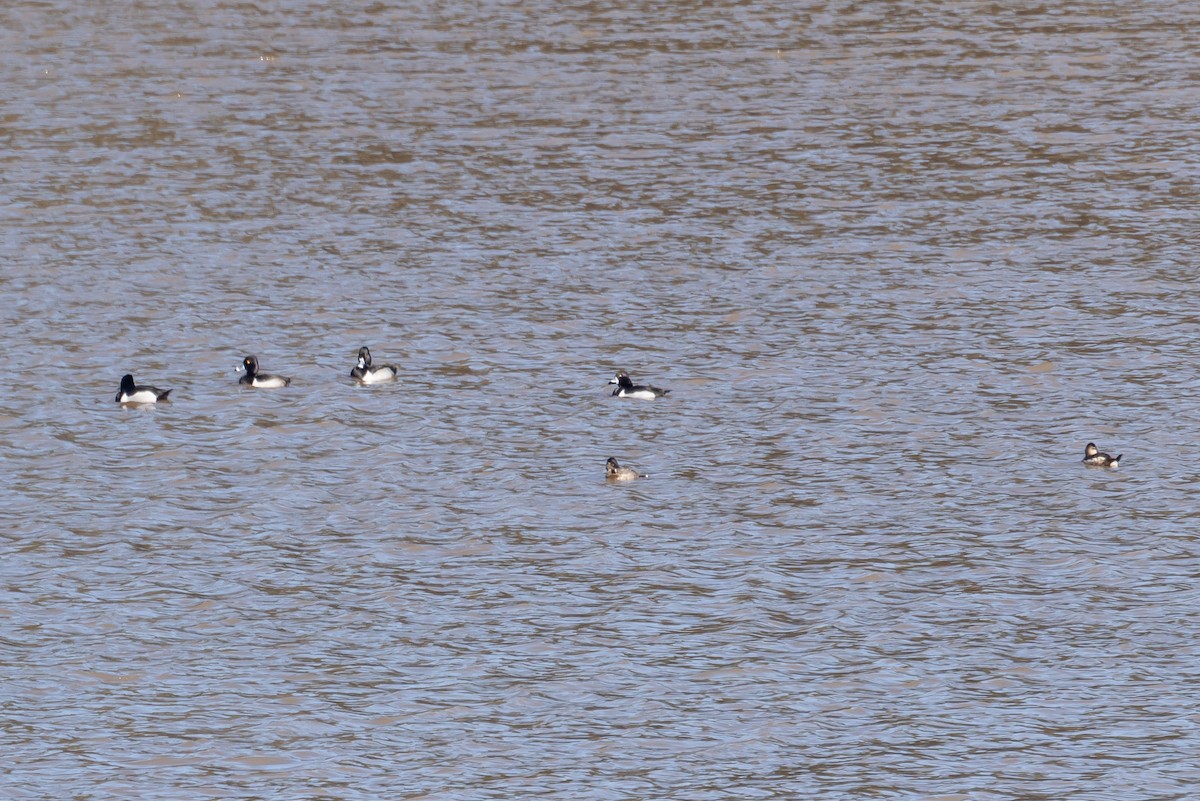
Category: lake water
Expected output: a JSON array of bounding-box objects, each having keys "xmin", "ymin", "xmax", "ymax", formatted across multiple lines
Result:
[{"xmin": 3, "ymin": 1, "xmax": 1200, "ymax": 798}]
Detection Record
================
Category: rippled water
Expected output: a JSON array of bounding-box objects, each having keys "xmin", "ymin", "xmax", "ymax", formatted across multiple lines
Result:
[{"xmin": 4, "ymin": 1, "xmax": 1200, "ymax": 798}]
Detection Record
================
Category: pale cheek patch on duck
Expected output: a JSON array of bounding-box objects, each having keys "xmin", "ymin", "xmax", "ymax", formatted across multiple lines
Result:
[{"xmin": 1082, "ymin": 443, "xmax": 1121, "ymax": 468}]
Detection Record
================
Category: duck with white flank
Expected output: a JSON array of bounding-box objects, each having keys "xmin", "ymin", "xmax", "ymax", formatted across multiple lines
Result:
[
  {"xmin": 609, "ymin": 370, "xmax": 669, "ymax": 399},
  {"xmin": 350, "ymin": 346, "xmax": 398, "ymax": 384},
  {"xmin": 238, "ymin": 355, "xmax": 291, "ymax": 388},
  {"xmin": 116, "ymin": 374, "xmax": 172, "ymax": 404}
]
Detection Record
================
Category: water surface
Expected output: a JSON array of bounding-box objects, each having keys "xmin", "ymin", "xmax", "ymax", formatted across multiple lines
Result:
[{"xmin": 2, "ymin": 1, "xmax": 1200, "ymax": 799}]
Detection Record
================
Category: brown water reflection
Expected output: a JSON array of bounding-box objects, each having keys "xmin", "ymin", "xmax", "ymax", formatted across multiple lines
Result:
[{"xmin": 2, "ymin": 1, "xmax": 1199, "ymax": 799}]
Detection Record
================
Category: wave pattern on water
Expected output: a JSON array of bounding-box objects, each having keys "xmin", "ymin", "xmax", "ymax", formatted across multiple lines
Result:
[{"xmin": 2, "ymin": 1, "xmax": 1200, "ymax": 799}]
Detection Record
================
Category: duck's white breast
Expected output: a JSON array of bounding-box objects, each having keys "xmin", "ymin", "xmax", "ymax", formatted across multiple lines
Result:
[{"xmin": 359, "ymin": 367, "xmax": 396, "ymax": 384}]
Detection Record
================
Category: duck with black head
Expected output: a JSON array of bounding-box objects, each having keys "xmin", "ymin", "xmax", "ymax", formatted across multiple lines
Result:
[
  {"xmin": 350, "ymin": 346, "xmax": 398, "ymax": 384},
  {"xmin": 608, "ymin": 370, "xmax": 669, "ymax": 399},
  {"xmin": 116, "ymin": 374, "xmax": 172, "ymax": 404},
  {"xmin": 238, "ymin": 355, "xmax": 291, "ymax": 388}
]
